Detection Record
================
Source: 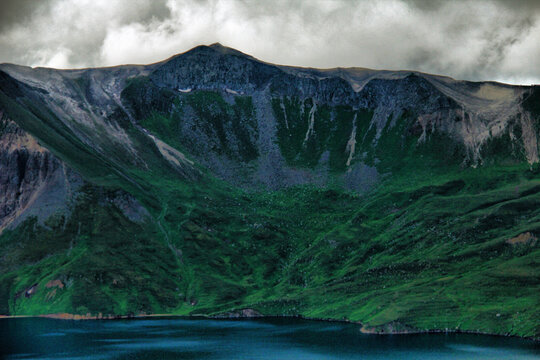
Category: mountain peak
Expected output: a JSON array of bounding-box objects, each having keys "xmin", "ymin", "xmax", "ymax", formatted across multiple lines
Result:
[
  {"xmin": 208, "ymin": 42, "xmax": 226, "ymax": 49},
  {"xmin": 162, "ymin": 43, "xmax": 255, "ymax": 63},
  {"xmin": 206, "ymin": 42, "xmax": 253, "ymax": 58}
]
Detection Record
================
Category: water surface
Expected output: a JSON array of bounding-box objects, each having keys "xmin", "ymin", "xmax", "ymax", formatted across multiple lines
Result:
[{"xmin": 1, "ymin": 317, "xmax": 538, "ymax": 359}]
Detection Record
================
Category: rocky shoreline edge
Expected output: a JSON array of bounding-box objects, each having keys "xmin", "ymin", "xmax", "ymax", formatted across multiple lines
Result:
[{"xmin": 1, "ymin": 309, "xmax": 538, "ymax": 342}]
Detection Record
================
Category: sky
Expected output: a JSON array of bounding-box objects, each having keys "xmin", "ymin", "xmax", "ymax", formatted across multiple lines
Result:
[{"xmin": 0, "ymin": 0, "xmax": 539, "ymax": 85}]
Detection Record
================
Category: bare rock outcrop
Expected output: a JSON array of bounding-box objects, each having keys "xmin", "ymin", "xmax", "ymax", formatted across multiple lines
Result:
[{"xmin": 0, "ymin": 114, "xmax": 82, "ymax": 232}]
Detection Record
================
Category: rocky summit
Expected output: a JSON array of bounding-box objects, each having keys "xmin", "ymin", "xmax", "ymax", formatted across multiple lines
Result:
[{"xmin": 0, "ymin": 43, "xmax": 538, "ymax": 337}]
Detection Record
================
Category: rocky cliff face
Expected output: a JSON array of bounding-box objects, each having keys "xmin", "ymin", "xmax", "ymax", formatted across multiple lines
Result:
[
  {"xmin": 0, "ymin": 112, "xmax": 150, "ymax": 234},
  {"xmin": 0, "ymin": 113, "xmax": 81, "ymax": 232},
  {"xmin": 0, "ymin": 43, "xmax": 538, "ymax": 225},
  {"xmin": 1, "ymin": 43, "xmax": 538, "ymax": 193},
  {"xmin": 126, "ymin": 44, "xmax": 539, "ymax": 188}
]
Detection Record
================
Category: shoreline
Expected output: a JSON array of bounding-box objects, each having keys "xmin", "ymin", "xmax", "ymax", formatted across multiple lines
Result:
[{"xmin": 1, "ymin": 312, "xmax": 538, "ymax": 342}]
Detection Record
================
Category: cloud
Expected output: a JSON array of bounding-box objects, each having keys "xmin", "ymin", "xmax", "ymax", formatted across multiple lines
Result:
[
  {"xmin": 0, "ymin": 0, "xmax": 170, "ymax": 68},
  {"xmin": 0, "ymin": 0, "xmax": 538, "ymax": 85},
  {"xmin": 0, "ymin": 0, "xmax": 48, "ymax": 31}
]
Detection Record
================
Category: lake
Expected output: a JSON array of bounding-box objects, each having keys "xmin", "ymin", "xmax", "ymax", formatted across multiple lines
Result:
[{"xmin": 1, "ymin": 317, "xmax": 538, "ymax": 359}]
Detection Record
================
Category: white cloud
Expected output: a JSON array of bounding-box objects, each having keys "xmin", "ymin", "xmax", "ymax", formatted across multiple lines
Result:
[
  {"xmin": 0, "ymin": 0, "xmax": 539, "ymax": 85},
  {"xmin": 38, "ymin": 47, "xmax": 73, "ymax": 69}
]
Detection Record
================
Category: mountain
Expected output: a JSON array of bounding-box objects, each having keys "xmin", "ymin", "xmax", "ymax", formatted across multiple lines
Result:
[{"xmin": 0, "ymin": 43, "xmax": 538, "ymax": 337}]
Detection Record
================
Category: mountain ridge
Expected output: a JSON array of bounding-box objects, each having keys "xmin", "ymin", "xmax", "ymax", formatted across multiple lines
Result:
[
  {"xmin": 2, "ymin": 43, "xmax": 534, "ymax": 170},
  {"xmin": 1, "ymin": 43, "xmax": 531, "ymax": 87}
]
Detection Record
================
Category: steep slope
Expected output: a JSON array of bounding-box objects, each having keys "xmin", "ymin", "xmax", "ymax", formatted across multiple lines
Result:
[
  {"xmin": 0, "ymin": 44, "xmax": 538, "ymax": 338},
  {"xmin": 0, "ymin": 116, "xmax": 81, "ymax": 233}
]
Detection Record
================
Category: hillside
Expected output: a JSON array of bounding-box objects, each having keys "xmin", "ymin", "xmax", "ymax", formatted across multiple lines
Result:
[{"xmin": 0, "ymin": 43, "xmax": 538, "ymax": 338}]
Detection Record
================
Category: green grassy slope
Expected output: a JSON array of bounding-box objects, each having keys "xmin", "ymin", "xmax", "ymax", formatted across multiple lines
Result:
[
  {"xmin": 0, "ymin": 160, "xmax": 538, "ymax": 336},
  {"xmin": 0, "ymin": 74, "xmax": 538, "ymax": 338}
]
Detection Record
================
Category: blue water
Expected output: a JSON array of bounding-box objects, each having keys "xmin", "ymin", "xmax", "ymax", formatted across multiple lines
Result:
[{"xmin": 1, "ymin": 317, "xmax": 538, "ymax": 359}]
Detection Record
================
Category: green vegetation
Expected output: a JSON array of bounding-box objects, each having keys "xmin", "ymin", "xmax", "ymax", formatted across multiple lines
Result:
[
  {"xmin": 271, "ymin": 97, "xmax": 374, "ymax": 170},
  {"xmin": 0, "ymin": 70, "xmax": 538, "ymax": 339},
  {"xmin": 1, "ymin": 159, "xmax": 538, "ymax": 336},
  {"xmin": 524, "ymin": 86, "xmax": 540, "ymax": 117},
  {"xmin": 186, "ymin": 91, "xmax": 258, "ymax": 162},
  {"xmin": 123, "ymin": 79, "xmax": 259, "ymax": 163}
]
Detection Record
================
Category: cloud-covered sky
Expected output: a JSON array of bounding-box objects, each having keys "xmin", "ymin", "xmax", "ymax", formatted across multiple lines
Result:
[{"xmin": 0, "ymin": 0, "xmax": 539, "ymax": 85}]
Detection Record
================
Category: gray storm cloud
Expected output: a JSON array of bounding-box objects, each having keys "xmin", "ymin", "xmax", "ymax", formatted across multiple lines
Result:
[{"xmin": 0, "ymin": 0, "xmax": 538, "ymax": 85}]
